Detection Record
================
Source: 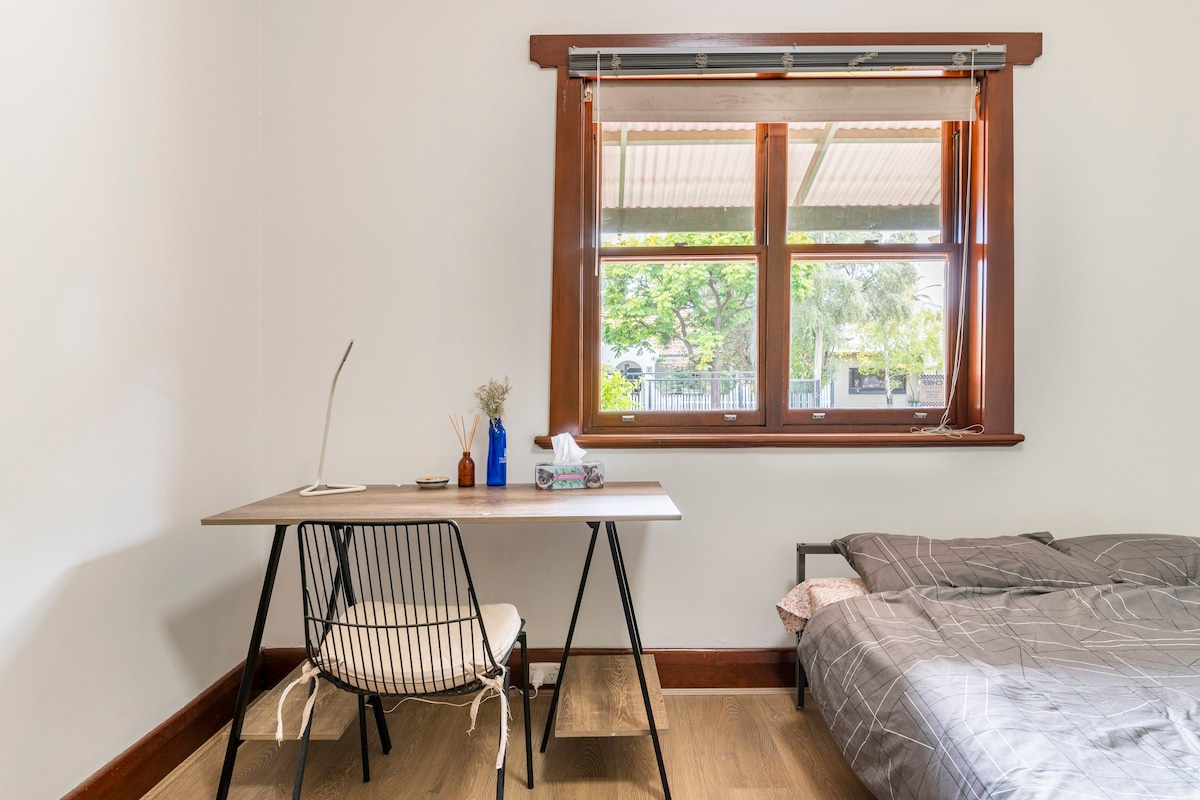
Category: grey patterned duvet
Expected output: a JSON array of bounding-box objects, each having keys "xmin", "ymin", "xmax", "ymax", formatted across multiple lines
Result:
[{"xmin": 800, "ymin": 583, "xmax": 1200, "ymax": 800}]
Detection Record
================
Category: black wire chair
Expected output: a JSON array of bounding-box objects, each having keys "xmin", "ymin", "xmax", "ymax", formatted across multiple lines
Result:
[{"xmin": 285, "ymin": 519, "xmax": 532, "ymax": 799}]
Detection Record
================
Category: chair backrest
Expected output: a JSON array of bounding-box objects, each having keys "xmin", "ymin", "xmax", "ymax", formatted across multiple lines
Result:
[{"xmin": 296, "ymin": 520, "xmax": 500, "ymax": 697}]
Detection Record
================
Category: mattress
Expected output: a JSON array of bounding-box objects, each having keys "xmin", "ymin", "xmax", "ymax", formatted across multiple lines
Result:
[{"xmin": 800, "ymin": 582, "xmax": 1200, "ymax": 800}]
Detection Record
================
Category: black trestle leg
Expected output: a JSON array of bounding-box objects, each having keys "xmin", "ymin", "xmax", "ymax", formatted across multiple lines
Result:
[
  {"xmin": 540, "ymin": 522, "xmax": 600, "ymax": 752},
  {"xmin": 608, "ymin": 522, "xmax": 671, "ymax": 800},
  {"xmin": 292, "ymin": 679, "xmax": 317, "ymax": 800},
  {"xmin": 218, "ymin": 525, "xmax": 288, "ymax": 800}
]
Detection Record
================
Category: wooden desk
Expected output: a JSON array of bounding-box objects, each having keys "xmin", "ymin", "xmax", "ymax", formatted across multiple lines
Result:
[
  {"xmin": 203, "ymin": 481, "xmax": 679, "ymax": 526},
  {"xmin": 202, "ymin": 481, "xmax": 681, "ymax": 800}
]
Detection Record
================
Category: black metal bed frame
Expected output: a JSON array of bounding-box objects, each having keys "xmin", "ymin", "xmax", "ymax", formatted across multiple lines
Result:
[{"xmin": 794, "ymin": 542, "xmax": 837, "ymax": 711}]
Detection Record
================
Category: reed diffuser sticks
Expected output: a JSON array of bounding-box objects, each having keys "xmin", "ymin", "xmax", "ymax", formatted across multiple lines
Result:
[{"xmin": 450, "ymin": 413, "xmax": 480, "ymax": 453}]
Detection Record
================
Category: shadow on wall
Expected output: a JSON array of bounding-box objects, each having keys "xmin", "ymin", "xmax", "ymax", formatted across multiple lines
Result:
[{"xmin": 0, "ymin": 530, "xmax": 263, "ymax": 796}]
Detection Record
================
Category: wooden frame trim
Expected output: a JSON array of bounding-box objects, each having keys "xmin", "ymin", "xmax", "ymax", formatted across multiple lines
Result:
[
  {"xmin": 978, "ymin": 65, "xmax": 1017, "ymax": 433},
  {"xmin": 535, "ymin": 31, "xmax": 1039, "ymax": 448},
  {"xmin": 534, "ymin": 431, "xmax": 1023, "ymax": 448},
  {"xmin": 547, "ymin": 66, "xmax": 586, "ymax": 436},
  {"xmin": 531, "ymin": 32, "xmax": 1043, "ymax": 69}
]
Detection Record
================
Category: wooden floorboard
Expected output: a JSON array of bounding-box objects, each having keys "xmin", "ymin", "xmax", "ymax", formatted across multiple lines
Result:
[
  {"xmin": 555, "ymin": 654, "xmax": 669, "ymax": 738},
  {"xmin": 142, "ymin": 688, "xmax": 874, "ymax": 800},
  {"xmin": 238, "ymin": 664, "xmax": 358, "ymax": 741}
]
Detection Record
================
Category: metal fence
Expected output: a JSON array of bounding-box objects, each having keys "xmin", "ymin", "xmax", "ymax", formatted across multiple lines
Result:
[
  {"xmin": 617, "ymin": 371, "xmax": 833, "ymax": 411},
  {"xmin": 788, "ymin": 378, "xmax": 833, "ymax": 409},
  {"xmin": 609, "ymin": 369, "xmax": 950, "ymax": 412},
  {"xmin": 632, "ymin": 370, "xmax": 756, "ymax": 411}
]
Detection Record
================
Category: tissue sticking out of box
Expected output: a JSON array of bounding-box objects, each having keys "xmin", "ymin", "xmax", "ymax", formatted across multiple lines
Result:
[
  {"xmin": 551, "ymin": 432, "xmax": 587, "ymax": 464},
  {"xmin": 536, "ymin": 433, "xmax": 604, "ymax": 489}
]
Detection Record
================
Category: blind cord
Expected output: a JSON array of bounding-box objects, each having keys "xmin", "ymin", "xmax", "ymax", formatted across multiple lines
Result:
[{"xmin": 915, "ymin": 49, "xmax": 984, "ymax": 438}]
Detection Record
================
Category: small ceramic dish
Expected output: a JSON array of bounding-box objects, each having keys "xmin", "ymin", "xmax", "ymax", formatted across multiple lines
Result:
[{"xmin": 415, "ymin": 476, "xmax": 449, "ymax": 489}]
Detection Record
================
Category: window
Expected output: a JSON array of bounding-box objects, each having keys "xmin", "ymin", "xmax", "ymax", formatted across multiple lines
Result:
[{"xmin": 531, "ymin": 33, "xmax": 1041, "ymax": 448}]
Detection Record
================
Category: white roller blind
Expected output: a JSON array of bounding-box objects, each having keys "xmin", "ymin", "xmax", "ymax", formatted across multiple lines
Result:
[{"xmin": 592, "ymin": 77, "xmax": 977, "ymax": 123}]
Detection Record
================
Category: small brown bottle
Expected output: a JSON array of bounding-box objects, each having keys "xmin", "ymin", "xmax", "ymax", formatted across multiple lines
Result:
[{"xmin": 457, "ymin": 451, "xmax": 475, "ymax": 487}]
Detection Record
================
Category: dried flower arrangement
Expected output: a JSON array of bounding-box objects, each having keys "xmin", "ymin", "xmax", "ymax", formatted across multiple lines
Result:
[{"xmin": 474, "ymin": 376, "xmax": 511, "ymax": 420}]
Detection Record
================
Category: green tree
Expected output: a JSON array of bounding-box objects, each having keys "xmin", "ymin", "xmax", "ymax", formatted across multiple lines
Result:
[
  {"xmin": 791, "ymin": 259, "xmax": 943, "ymax": 406},
  {"xmin": 600, "ymin": 367, "xmax": 637, "ymax": 411},
  {"xmin": 847, "ymin": 262, "xmax": 943, "ymax": 406},
  {"xmin": 602, "ymin": 231, "xmax": 942, "ymax": 411},
  {"xmin": 790, "ymin": 262, "xmax": 864, "ymax": 389},
  {"xmin": 602, "ymin": 233, "xmax": 758, "ymax": 408}
]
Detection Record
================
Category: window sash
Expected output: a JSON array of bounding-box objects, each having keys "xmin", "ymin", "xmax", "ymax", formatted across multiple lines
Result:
[
  {"xmin": 590, "ymin": 118, "xmax": 959, "ymax": 431},
  {"xmin": 589, "ymin": 117, "xmax": 960, "ymax": 431}
]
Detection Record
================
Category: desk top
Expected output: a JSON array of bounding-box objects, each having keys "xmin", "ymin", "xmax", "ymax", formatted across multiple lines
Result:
[{"xmin": 201, "ymin": 481, "xmax": 681, "ymax": 526}]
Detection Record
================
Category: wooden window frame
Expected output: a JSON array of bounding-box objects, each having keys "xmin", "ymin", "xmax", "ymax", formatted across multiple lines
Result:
[{"xmin": 531, "ymin": 32, "xmax": 1041, "ymax": 449}]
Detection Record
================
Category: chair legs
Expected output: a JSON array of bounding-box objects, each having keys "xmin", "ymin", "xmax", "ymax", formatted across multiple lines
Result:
[
  {"xmin": 358, "ymin": 696, "xmax": 371, "ymax": 782},
  {"xmin": 520, "ymin": 630, "xmax": 533, "ymax": 790},
  {"xmin": 292, "ymin": 678, "xmax": 317, "ymax": 800},
  {"xmin": 355, "ymin": 694, "xmax": 394, "ymax": 783},
  {"xmin": 496, "ymin": 662, "xmax": 512, "ymax": 800},
  {"xmin": 495, "ymin": 627, "xmax": 538, "ymax": 800},
  {"xmin": 369, "ymin": 695, "xmax": 392, "ymax": 754},
  {"xmin": 292, "ymin": 687, "xmax": 392, "ymax": 799},
  {"xmin": 289, "ymin": 656, "xmax": 523, "ymax": 799}
]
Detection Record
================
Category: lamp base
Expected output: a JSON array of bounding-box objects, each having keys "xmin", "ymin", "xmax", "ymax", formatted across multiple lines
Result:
[{"xmin": 299, "ymin": 482, "xmax": 367, "ymax": 497}]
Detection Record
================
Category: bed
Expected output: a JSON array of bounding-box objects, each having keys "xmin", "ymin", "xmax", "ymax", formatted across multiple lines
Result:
[{"xmin": 779, "ymin": 532, "xmax": 1200, "ymax": 800}]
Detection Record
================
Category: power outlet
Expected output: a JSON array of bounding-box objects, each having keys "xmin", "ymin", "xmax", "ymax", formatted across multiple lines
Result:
[{"xmin": 529, "ymin": 661, "xmax": 561, "ymax": 686}]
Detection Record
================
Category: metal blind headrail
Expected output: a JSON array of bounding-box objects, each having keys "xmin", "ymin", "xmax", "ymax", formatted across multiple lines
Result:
[{"xmin": 568, "ymin": 44, "xmax": 1006, "ymax": 76}]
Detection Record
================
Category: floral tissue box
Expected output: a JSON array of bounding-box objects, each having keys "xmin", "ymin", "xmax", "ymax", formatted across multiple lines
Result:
[{"xmin": 534, "ymin": 462, "xmax": 605, "ymax": 490}]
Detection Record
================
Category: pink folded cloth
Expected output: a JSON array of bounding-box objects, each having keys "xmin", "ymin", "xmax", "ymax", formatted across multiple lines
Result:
[{"xmin": 776, "ymin": 577, "xmax": 869, "ymax": 633}]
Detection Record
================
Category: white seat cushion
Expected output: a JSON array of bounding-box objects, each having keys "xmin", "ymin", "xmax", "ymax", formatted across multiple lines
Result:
[{"xmin": 317, "ymin": 602, "xmax": 521, "ymax": 696}]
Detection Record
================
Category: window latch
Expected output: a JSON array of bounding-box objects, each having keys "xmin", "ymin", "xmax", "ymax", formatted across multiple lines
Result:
[
  {"xmin": 812, "ymin": 412, "xmax": 826, "ymax": 420},
  {"xmin": 621, "ymin": 414, "xmax": 635, "ymax": 422},
  {"xmin": 723, "ymin": 414, "xmax": 737, "ymax": 421}
]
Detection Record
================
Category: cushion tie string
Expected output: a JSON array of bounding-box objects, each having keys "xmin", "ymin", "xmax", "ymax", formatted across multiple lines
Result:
[
  {"xmin": 276, "ymin": 662, "xmax": 323, "ymax": 742},
  {"xmin": 467, "ymin": 665, "xmax": 510, "ymax": 769}
]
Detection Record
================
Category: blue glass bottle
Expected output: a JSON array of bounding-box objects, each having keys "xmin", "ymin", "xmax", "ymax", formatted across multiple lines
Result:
[{"xmin": 486, "ymin": 417, "xmax": 507, "ymax": 486}]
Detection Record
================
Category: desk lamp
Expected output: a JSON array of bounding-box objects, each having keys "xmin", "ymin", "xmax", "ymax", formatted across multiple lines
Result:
[{"xmin": 299, "ymin": 340, "xmax": 367, "ymax": 497}]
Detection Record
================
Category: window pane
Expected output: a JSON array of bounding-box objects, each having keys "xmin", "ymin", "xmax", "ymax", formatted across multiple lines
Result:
[
  {"xmin": 789, "ymin": 259, "xmax": 946, "ymax": 410},
  {"xmin": 600, "ymin": 258, "xmax": 758, "ymax": 412},
  {"xmin": 787, "ymin": 122, "xmax": 942, "ymax": 243},
  {"xmin": 601, "ymin": 122, "xmax": 756, "ymax": 246}
]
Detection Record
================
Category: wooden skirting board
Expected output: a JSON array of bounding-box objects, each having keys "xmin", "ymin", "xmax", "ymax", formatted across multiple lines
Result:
[{"xmin": 63, "ymin": 646, "xmax": 793, "ymax": 800}]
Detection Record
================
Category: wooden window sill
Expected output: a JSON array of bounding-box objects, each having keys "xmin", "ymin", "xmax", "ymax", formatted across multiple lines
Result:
[{"xmin": 534, "ymin": 432, "xmax": 1024, "ymax": 449}]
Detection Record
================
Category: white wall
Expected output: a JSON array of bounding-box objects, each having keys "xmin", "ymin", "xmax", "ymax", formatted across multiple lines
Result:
[
  {"xmin": 5, "ymin": 1, "xmax": 1199, "ymax": 795},
  {"xmin": 0, "ymin": 3, "xmax": 264, "ymax": 797},
  {"xmin": 259, "ymin": 0, "xmax": 1200, "ymax": 652}
]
